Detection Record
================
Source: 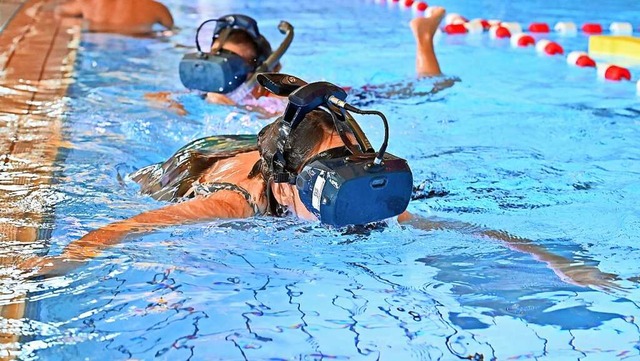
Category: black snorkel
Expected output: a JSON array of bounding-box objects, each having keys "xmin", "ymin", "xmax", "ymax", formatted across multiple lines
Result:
[
  {"xmin": 179, "ymin": 15, "xmax": 294, "ymax": 93},
  {"xmin": 257, "ymin": 73, "xmax": 413, "ymax": 228},
  {"xmin": 245, "ymin": 21, "xmax": 294, "ymax": 92}
]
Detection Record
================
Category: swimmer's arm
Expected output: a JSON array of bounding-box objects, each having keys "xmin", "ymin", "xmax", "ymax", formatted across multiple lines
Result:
[
  {"xmin": 145, "ymin": 91, "xmax": 277, "ymax": 118},
  {"xmin": 205, "ymin": 92, "xmax": 282, "ymax": 119},
  {"xmin": 399, "ymin": 212, "xmax": 567, "ymax": 264},
  {"xmin": 398, "ymin": 211, "xmax": 622, "ymax": 291},
  {"xmin": 55, "ymin": 0, "xmax": 83, "ymax": 18},
  {"xmin": 144, "ymin": 91, "xmax": 188, "ymax": 116},
  {"xmin": 205, "ymin": 92, "xmax": 236, "ymax": 106},
  {"xmin": 24, "ymin": 192, "xmax": 254, "ymax": 276},
  {"xmin": 67, "ymin": 192, "xmax": 254, "ymax": 256},
  {"xmin": 241, "ymin": 102, "xmax": 285, "ymax": 119}
]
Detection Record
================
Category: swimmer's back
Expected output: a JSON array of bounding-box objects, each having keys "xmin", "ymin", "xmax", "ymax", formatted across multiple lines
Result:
[
  {"xmin": 131, "ymin": 135, "xmax": 258, "ymax": 202},
  {"xmin": 80, "ymin": 0, "xmax": 174, "ymax": 33}
]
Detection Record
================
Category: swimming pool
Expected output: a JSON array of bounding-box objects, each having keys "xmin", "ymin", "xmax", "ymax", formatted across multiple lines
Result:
[{"xmin": 4, "ymin": 0, "xmax": 640, "ymax": 359}]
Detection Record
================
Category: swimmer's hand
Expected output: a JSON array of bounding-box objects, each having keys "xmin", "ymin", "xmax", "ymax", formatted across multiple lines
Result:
[
  {"xmin": 144, "ymin": 91, "xmax": 187, "ymax": 116},
  {"xmin": 553, "ymin": 263, "xmax": 625, "ymax": 293},
  {"xmin": 157, "ymin": 26, "xmax": 181, "ymax": 37},
  {"xmin": 19, "ymin": 255, "xmax": 85, "ymax": 279},
  {"xmin": 205, "ymin": 92, "xmax": 236, "ymax": 106}
]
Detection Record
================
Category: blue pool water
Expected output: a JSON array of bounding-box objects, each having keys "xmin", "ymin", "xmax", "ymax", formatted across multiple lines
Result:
[{"xmin": 7, "ymin": 0, "xmax": 640, "ymax": 359}]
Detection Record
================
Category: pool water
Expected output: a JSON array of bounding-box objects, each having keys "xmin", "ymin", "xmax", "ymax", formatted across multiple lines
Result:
[{"xmin": 5, "ymin": 0, "xmax": 640, "ymax": 359}]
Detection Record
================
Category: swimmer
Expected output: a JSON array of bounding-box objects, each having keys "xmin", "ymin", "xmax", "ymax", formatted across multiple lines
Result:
[
  {"xmin": 55, "ymin": 0, "xmax": 175, "ymax": 36},
  {"xmin": 21, "ymin": 75, "xmax": 623, "ymax": 293},
  {"xmin": 147, "ymin": 7, "xmax": 451, "ymax": 117},
  {"xmin": 146, "ymin": 13, "xmax": 288, "ymax": 117}
]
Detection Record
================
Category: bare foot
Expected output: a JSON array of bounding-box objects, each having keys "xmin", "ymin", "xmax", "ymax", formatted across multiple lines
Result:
[
  {"xmin": 410, "ymin": 6, "xmax": 445, "ymax": 77},
  {"xmin": 410, "ymin": 6, "xmax": 446, "ymax": 44}
]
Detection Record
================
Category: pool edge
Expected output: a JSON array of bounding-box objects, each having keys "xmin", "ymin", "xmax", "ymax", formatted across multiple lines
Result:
[{"xmin": 0, "ymin": 0, "xmax": 81, "ymax": 358}]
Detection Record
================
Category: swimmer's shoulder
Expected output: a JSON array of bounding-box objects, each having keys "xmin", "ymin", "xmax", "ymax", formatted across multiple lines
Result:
[
  {"xmin": 196, "ymin": 150, "xmax": 266, "ymax": 213},
  {"xmin": 199, "ymin": 150, "xmax": 261, "ymax": 182}
]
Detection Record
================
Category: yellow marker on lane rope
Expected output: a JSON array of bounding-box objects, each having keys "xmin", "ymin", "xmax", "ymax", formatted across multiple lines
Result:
[{"xmin": 589, "ymin": 35, "xmax": 640, "ymax": 60}]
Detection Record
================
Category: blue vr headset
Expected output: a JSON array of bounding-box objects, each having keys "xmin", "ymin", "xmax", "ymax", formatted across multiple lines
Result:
[
  {"xmin": 257, "ymin": 73, "xmax": 414, "ymax": 227},
  {"xmin": 179, "ymin": 15, "xmax": 294, "ymax": 94}
]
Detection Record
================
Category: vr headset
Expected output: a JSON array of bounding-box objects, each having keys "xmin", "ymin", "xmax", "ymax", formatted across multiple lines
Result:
[
  {"xmin": 179, "ymin": 14, "xmax": 294, "ymax": 94},
  {"xmin": 257, "ymin": 73, "xmax": 414, "ymax": 228}
]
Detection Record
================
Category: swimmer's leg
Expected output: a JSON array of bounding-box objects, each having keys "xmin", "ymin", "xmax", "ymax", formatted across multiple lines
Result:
[{"xmin": 410, "ymin": 6, "xmax": 446, "ymax": 77}]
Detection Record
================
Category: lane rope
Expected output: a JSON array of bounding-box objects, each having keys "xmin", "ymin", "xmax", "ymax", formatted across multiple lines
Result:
[{"xmin": 370, "ymin": 0, "xmax": 637, "ymax": 89}]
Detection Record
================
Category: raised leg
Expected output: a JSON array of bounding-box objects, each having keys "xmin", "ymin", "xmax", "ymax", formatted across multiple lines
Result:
[{"xmin": 410, "ymin": 6, "xmax": 446, "ymax": 77}]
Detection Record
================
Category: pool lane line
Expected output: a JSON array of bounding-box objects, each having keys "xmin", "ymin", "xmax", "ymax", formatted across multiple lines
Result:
[
  {"xmin": 441, "ymin": 19, "xmax": 635, "ymax": 82},
  {"xmin": 0, "ymin": 0, "xmax": 82, "ymax": 358},
  {"xmin": 375, "ymin": 0, "xmax": 637, "ymax": 36},
  {"xmin": 366, "ymin": 0, "xmax": 637, "ymax": 86}
]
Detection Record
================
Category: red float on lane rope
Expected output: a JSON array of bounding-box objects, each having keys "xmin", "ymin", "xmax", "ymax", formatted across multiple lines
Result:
[
  {"xmin": 443, "ymin": 24, "xmax": 467, "ymax": 35},
  {"xmin": 566, "ymin": 51, "xmax": 596, "ymax": 67},
  {"xmin": 510, "ymin": 33, "xmax": 535, "ymax": 47},
  {"xmin": 363, "ymin": 1, "xmax": 637, "ymax": 93},
  {"xmin": 598, "ymin": 64, "xmax": 631, "ymax": 81},
  {"xmin": 529, "ymin": 22, "xmax": 550, "ymax": 33},
  {"xmin": 535, "ymin": 39, "xmax": 564, "ymax": 55},
  {"xmin": 582, "ymin": 23, "xmax": 603, "ymax": 34},
  {"xmin": 490, "ymin": 26, "xmax": 511, "ymax": 38},
  {"xmin": 413, "ymin": 1, "xmax": 428, "ymax": 12}
]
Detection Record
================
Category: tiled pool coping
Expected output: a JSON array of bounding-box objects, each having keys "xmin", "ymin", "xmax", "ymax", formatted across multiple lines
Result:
[
  {"xmin": 0, "ymin": 0, "xmax": 27, "ymax": 34},
  {"xmin": 0, "ymin": 0, "xmax": 80, "ymax": 358}
]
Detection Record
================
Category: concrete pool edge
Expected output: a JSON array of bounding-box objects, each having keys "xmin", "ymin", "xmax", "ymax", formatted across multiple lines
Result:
[{"xmin": 0, "ymin": 0, "xmax": 81, "ymax": 358}]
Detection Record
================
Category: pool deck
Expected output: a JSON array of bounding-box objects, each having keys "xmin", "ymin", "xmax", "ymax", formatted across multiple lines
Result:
[
  {"xmin": 0, "ymin": 0, "xmax": 80, "ymax": 358},
  {"xmin": 0, "ymin": 1, "xmax": 26, "ymax": 33}
]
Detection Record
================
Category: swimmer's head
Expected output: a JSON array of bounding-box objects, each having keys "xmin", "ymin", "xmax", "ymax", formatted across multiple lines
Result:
[
  {"xmin": 180, "ymin": 16, "xmax": 291, "ymax": 94},
  {"xmin": 253, "ymin": 110, "xmax": 339, "ymax": 182},
  {"xmin": 212, "ymin": 28, "xmax": 274, "ymax": 69},
  {"xmin": 251, "ymin": 75, "xmax": 413, "ymax": 226},
  {"xmin": 210, "ymin": 28, "xmax": 281, "ymax": 96},
  {"xmin": 251, "ymin": 110, "xmax": 346, "ymax": 219}
]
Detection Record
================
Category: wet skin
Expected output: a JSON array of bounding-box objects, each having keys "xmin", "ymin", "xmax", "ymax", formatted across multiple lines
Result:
[{"xmin": 56, "ymin": 0, "xmax": 174, "ymax": 35}]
